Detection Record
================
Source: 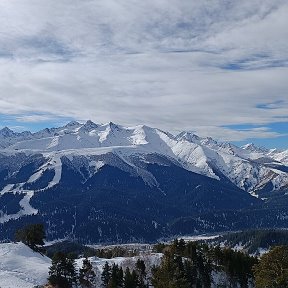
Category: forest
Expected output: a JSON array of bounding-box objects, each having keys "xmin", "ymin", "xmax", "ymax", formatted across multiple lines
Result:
[{"xmin": 14, "ymin": 224, "xmax": 288, "ymax": 287}]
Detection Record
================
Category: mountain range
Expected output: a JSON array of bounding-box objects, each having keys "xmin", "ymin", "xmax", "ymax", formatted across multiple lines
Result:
[{"xmin": 0, "ymin": 121, "xmax": 287, "ymax": 243}]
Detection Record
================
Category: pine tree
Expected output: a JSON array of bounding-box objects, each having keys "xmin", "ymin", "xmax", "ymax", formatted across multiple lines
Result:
[
  {"xmin": 135, "ymin": 259, "xmax": 147, "ymax": 288},
  {"xmin": 48, "ymin": 252, "xmax": 77, "ymax": 288},
  {"xmin": 195, "ymin": 252, "xmax": 211, "ymax": 288},
  {"xmin": 15, "ymin": 223, "xmax": 45, "ymax": 251},
  {"xmin": 108, "ymin": 263, "xmax": 123, "ymax": 288},
  {"xmin": 183, "ymin": 259, "xmax": 196, "ymax": 288},
  {"xmin": 123, "ymin": 267, "xmax": 139, "ymax": 288},
  {"xmin": 151, "ymin": 251, "xmax": 190, "ymax": 288},
  {"xmin": 253, "ymin": 246, "xmax": 288, "ymax": 288},
  {"xmin": 102, "ymin": 262, "xmax": 111, "ymax": 287},
  {"xmin": 173, "ymin": 239, "xmax": 186, "ymax": 255},
  {"xmin": 79, "ymin": 257, "xmax": 96, "ymax": 287}
]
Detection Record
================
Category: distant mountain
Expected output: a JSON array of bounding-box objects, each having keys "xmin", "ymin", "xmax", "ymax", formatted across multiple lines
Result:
[{"xmin": 0, "ymin": 121, "xmax": 287, "ymax": 242}]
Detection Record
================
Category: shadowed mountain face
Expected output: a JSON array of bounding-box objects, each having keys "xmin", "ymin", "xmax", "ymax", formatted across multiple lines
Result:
[{"xmin": 0, "ymin": 121, "xmax": 287, "ymax": 243}]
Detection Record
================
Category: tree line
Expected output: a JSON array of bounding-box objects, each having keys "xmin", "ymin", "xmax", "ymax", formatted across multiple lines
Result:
[
  {"xmin": 14, "ymin": 224, "xmax": 288, "ymax": 287},
  {"xmin": 45, "ymin": 238, "xmax": 257, "ymax": 287},
  {"xmin": 153, "ymin": 239, "xmax": 257, "ymax": 288}
]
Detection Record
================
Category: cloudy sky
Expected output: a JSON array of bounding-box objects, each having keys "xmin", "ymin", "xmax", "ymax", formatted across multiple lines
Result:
[{"xmin": 0, "ymin": 0, "xmax": 287, "ymax": 148}]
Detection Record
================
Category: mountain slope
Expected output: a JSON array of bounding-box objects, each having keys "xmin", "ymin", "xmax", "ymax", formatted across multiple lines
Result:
[
  {"xmin": 2, "ymin": 121, "xmax": 287, "ymax": 194},
  {"xmin": 0, "ymin": 121, "xmax": 287, "ymax": 242},
  {"xmin": 0, "ymin": 242, "xmax": 51, "ymax": 288}
]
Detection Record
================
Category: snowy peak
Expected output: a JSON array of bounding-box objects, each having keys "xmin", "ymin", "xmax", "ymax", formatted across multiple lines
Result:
[
  {"xmin": 64, "ymin": 120, "xmax": 81, "ymax": 127},
  {"xmin": 79, "ymin": 120, "xmax": 99, "ymax": 132},
  {"xmin": 176, "ymin": 131, "xmax": 201, "ymax": 143},
  {"xmin": 241, "ymin": 143, "xmax": 268, "ymax": 154},
  {"xmin": 0, "ymin": 127, "xmax": 33, "ymax": 149},
  {"xmin": 19, "ymin": 130, "xmax": 33, "ymax": 137},
  {"xmin": 242, "ymin": 143, "xmax": 258, "ymax": 151},
  {"xmin": 200, "ymin": 137, "xmax": 218, "ymax": 147},
  {"xmin": 0, "ymin": 121, "xmax": 287, "ymax": 195},
  {"xmin": 0, "ymin": 127, "xmax": 16, "ymax": 137},
  {"xmin": 108, "ymin": 121, "xmax": 119, "ymax": 130},
  {"xmin": 176, "ymin": 132, "xmax": 217, "ymax": 147}
]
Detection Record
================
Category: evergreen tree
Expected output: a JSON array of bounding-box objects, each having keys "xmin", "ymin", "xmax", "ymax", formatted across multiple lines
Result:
[
  {"xmin": 173, "ymin": 239, "xmax": 186, "ymax": 255},
  {"xmin": 151, "ymin": 251, "xmax": 190, "ymax": 288},
  {"xmin": 109, "ymin": 263, "xmax": 123, "ymax": 288},
  {"xmin": 253, "ymin": 245, "xmax": 288, "ymax": 288},
  {"xmin": 117, "ymin": 266, "xmax": 124, "ymax": 288},
  {"xmin": 212, "ymin": 246, "xmax": 257, "ymax": 287},
  {"xmin": 15, "ymin": 223, "xmax": 45, "ymax": 251},
  {"xmin": 123, "ymin": 267, "xmax": 139, "ymax": 288},
  {"xmin": 102, "ymin": 262, "xmax": 112, "ymax": 287},
  {"xmin": 48, "ymin": 252, "xmax": 77, "ymax": 288},
  {"xmin": 79, "ymin": 257, "xmax": 96, "ymax": 287},
  {"xmin": 183, "ymin": 259, "xmax": 196, "ymax": 288},
  {"xmin": 135, "ymin": 259, "xmax": 147, "ymax": 288},
  {"xmin": 151, "ymin": 239, "xmax": 258, "ymax": 288}
]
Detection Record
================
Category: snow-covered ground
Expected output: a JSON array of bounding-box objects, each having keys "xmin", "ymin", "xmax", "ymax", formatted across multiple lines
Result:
[
  {"xmin": 76, "ymin": 253, "xmax": 163, "ymax": 287},
  {"xmin": 0, "ymin": 240, "xmax": 162, "ymax": 288},
  {"xmin": 0, "ymin": 242, "xmax": 51, "ymax": 288},
  {"xmin": 176, "ymin": 234, "xmax": 220, "ymax": 242},
  {"xmin": 0, "ymin": 240, "xmax": 257, "ymax": 288}
]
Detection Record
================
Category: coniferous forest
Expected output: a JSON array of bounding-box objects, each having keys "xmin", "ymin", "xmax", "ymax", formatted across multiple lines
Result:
[
  {"xmin": 24, "ymin": 235, "xmax": 286, "ymax": 287},
  {"xmin": 10, "ymin": 225, "xmax": 288, "ymax": 287},
  {"xmin": 44, "ymin": 239, "xmax": 288, "ymax": 287}
]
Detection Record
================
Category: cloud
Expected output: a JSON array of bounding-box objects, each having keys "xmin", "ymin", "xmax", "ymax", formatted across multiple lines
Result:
[
  {"xmin": 0, "ymin": 0, "xmax": 287, "ymax": 60},
  {"xmin": 187, "ymin": 126, "xmax": 286, "ymax": 142},
  {"xmin": 15, "ymin": 114, "xmax": 64, "ymax": 123},
  {"xmin": 0, "ymin": 0, "xmax": 287, "ymax": 143},
  {"xmin": 1, "ymin": 55, "xmax": 287, "ymax": 129}
]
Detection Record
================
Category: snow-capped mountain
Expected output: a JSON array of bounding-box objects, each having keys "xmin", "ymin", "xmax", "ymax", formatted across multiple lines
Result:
[
  {"xmin": 1, "ymin": 120, "xmax": 287, "ymax": 193},
  {"xmin": 0, "ymin": 121, "xmax": 287, "ymax": 242}
]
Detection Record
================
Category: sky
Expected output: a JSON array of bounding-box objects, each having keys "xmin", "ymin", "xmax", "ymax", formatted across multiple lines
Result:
[{"xmin": 0, "ymin": 0, "xmax": 287, "ymax": 149}]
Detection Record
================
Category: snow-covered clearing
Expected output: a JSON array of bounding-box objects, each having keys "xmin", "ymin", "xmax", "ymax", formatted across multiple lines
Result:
[{"xmin": 0, "ymin": 242, "xmax": 51, "ymax": 288}]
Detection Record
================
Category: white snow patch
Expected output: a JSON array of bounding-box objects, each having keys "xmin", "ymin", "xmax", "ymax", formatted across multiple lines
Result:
[
  {"xmin": 40, "ymin": 154, "xmax": 62, "ymax": 190},
  {"xmin": 27, "ymin": 169, "xmax": 43, "ymax": 184},
  {"xmin": 89, "ymin": 160, "xmax": 105, "ymax": 172},
  {"xmin": 47, "ymin": 136, "xmax": 59, "ymax": 149},
  {"xmin": 256, "ymin": 247, "xmax": 269, "ymax": 257},
  {"xmin": 75, "ymin": 253, "xmax": 162, "ymax": 287},
  {"xmin": 129, "ymin": 126, "xmax": 148, "ymax": 145},
  {"xmin": 0, "ymin": 184, "xmax": 14, "ymax": 196},
  {"xmin": 176, "ymin": 235, "xmax": 220, "ymax": 242},
  {"xmin": 0, "ymin": 242, "xmax": 51, "ymax": 288},
  {"xmin": 0, "ymin": 191, "xmax": 38, "ymax": 224},
  {"xmin": 98, "ymin": 126, "xmax": 111, "ymax": 143}
]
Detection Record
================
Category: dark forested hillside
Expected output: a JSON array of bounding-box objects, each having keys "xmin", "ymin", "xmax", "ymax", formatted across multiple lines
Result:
[{"xmin": 209, "ymin": 229, "xmax": 288, "ymax": 255}]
